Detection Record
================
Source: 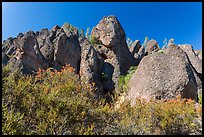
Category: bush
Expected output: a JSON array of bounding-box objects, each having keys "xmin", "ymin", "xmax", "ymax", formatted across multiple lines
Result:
[
  {"xmin": 89, "ymin": 35, "xmax": 102, "ymax": 45},
  {"xmin": 118, "ymin": 66, "xmax": 137, "ymax": 94},
  {"xmin": 117, "ymin": 96, "xmax": 202, "ymax": 135},
  {"xmin": 2, "ymin": 64, "xmax": 202, "ymax": 135},
  {"xmin": 62, "ymin": 22, "xmax": 77, "ymax": 35}
]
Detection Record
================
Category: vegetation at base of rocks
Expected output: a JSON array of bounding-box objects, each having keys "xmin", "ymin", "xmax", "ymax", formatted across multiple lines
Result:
[
  {"xmin": 118, "ymin": 66, "xmax": 137, "ymax": 94},
  {"xmin": 198, "ymin": 93, "xmax": 202, "ymax": 105},
  {"xmin": 118, "ymin": 96, "xmax": 202, "ymax": 135},
  {"xmin": 2, "ymin": 64, "xmax": 202, "ymax": 135},
  {"xmin": 89, "ymin": 35, "xmax": 102, "ymax": 45},
  {"xmin": 101, "ymin": 72, "xmax": 109, "ymax": 80}
]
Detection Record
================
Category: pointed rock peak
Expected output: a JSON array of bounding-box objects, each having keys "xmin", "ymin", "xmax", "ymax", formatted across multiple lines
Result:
[
  {"xmin": 92, "ymin": 15, "xmax": 126, "ymax": 48},
  {"xmin": 52, "ymin": 25, "xmax": 61, "ymax": 32}
]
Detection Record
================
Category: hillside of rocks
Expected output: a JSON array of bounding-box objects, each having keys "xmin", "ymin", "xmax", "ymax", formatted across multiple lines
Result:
[{"xmin": 2, "ymin": 15, "xmax": 202, "ymax": 103}]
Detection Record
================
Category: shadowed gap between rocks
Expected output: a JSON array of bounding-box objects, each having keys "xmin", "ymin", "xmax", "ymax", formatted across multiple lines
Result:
[{"xmin": 101, "ymin": 62, "xmax": 115, "ymax": 93}]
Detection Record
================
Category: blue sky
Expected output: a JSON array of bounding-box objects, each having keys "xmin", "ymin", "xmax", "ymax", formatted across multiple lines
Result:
[{"xmin": 2, "ymin": 2, "xmax": 202, "ymax": 50}]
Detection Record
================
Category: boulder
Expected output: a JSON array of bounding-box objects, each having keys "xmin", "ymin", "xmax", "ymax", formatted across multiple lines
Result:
[
  {"xmin": 126, "ymin": 44, "xmax": 198, "ymax": 104},
  {"xmin": 79, "ymin": 37, "xmax": 104, "ymax": 95},
  {"xmin": 146, "ymin": 39, "xmax": 160, "ymax": 54}
]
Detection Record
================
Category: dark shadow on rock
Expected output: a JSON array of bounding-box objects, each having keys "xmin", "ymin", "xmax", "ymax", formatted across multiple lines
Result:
[{"xmin": 101, "ymin": 62, "xmax": 115, "ymax": 93}]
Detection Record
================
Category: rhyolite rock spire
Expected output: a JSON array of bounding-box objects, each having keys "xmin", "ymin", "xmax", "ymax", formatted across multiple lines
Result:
[
  {"xmin": 2, "ymin": 15, "xmax": 202, "ymax": 102},
  {"xmin": 91, "ymin": 15, "xmax": 132, "ymax": 93}
]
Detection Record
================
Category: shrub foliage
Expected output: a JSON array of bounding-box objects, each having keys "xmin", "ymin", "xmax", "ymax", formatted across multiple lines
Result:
[{"xmin": 2, "ymin": 64, "xmax": 202, "ymax": 135}]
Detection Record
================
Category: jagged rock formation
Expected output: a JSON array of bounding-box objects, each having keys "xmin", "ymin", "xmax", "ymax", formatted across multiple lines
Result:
[
  {"xmin": 91, "ymin": 15, "xmax": 132, "ymax": 93},
  {"xmin": 8, "ymin": 31, "xmax": 49, "ymax": 74},
  {"xmin": 179, "ymin": 44, "xmax": 202, "ymax": 95},
  {"xmin": 2, "ymin": 15, "xmax": 202, "ymax": 102},
  {"xmin": 146, "ymin": 39, "xmax": 160, "ymax": 54},
  {"xmin": 129, "ymin": 40, "xmax": 141, "ymax": 55},
  {"xmin": 79, "ymin": 37, "xmax": 104, "ymax": 96},
  {"xmin": 126, "ymin": 44, "xmax": 199, "ymax": 104}
]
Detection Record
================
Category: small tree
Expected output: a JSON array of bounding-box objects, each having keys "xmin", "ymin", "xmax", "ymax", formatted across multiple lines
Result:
[
  {"xmin": 162, "ymin": 38, "xmax": 168, "ymax": 49},
  {"xmin": 78, "ymin": 29, "xmax": 85, "ymax": 38},
  {"xmin": 142, "ymin": 36, "xmax": 148, "ymax": 48},
  {"xmin": 168, "ymin": 38, "xmax": 174, "ymax": 45},
  {"xmin": 85, "ymin": 27, "xmax": 90, "ymax": 39}
]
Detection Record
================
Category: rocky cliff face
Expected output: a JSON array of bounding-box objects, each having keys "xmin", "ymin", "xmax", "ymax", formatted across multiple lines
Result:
[{"xmin": 2, "ymin": 15, "xmax": 202, "ymax": 102}]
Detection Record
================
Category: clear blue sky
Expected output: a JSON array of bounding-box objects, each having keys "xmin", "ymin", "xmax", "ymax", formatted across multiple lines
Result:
[{"xmin": 2, "ymin": 2, "xmax": 202, "ymax": 50}]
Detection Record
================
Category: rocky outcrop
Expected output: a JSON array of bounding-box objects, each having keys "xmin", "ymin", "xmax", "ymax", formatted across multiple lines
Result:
[
  {"xmin": 37, "ymin": 28, "xmax": 55, "ymax": 66},
  {"xmin": 53, "ymin": 30, "xmax": 81, "ymax": 73},
  {"xmin": 79, "ymin": 37, "xmax": 104, "ymax": 95},
  {"xmin": 91, "ymin": 15, "xmax": 132, "ymax": 74},
  {"xmin": 146, "ymin": 39, "xmax": 160, "ymax": 54},
  {"xmin": 129, "ymin": 40, "xmax": 141, "ymax": 55},
  {"xmin": 2, "ymin": 15, "xmax": 202, "ymax": 102},
  {"xmin": 179, "ymin": 44, "xmax": 202, "ymax": 74},
  {"xmin": 9, "ymin": 31, "xmax": 49, "ymax": 74},
  {"xmin": 91, "ymin": 15, "xmax": 132, "ymax": 93},
  {"xmin": 179, "ymin": 45, "xmax": 202, "ymax": 95},
  {"xmin": 133, "ymin": 45, "xmax": 146, "ymax": 64},
  {"xmin": 126, "ymin": 44, "xmax": 198, "ymax": 104}
]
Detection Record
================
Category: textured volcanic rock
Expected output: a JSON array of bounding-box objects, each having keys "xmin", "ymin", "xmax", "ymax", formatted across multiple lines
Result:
[{"xmin": 126, "ymin": 44, "xmax": 198, "ymax": 104}]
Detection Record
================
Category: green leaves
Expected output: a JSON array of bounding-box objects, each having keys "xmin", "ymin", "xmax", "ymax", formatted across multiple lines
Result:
[
  {"xmin": 2, "ymin": 64, "xmax": 202, "ymax": 135},
  {"xmin": 118, "ymin": 66, "xmax": 137, "ymax": 93}
]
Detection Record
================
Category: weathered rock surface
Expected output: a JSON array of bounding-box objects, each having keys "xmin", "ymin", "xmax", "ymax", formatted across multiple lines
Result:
[
  {"xmin": 37, "ymin": 28, "xmax": 55, "ymax": 66},
  {"xmin": 91, "ymin": 15, "xmax": 132, "ymax": 74},
  {"xmin": 79, "ymin": 37, "xmax": 104, "ymax": 95},
  {"xmin": 179, "ymin": 44, "xmax": 202, "ymax": 74},
  {"xmin": 2, "ymin": 52, "xmax": 9, "ymax": 66},
  {"xmin": 129, "ymin": 40, "xmax": 141, "ymax": 55},
  {"xmin": 53, "ymin": 31, "xmax": 81, "ymax": 73},
  {"xmin": 91, "ymin": 15, "xmax": 132, "ymax": 93},
  {"xmin": 126, "ymin": 44, "xmax": 198, "ymax": 104},
  {"xmin": 146, "ymin": 39, "xmax": 160, "ymax": 54},
  {"xmin": 10, "ymin": 31, "xmax": 49, "ymax": 74},
  {"xmin": 133, "ymin": 45, "xmax": 147, "ymax": 64},
  {"xmin": 179, "ymin": 45, "xmax": 202, "ymax": 95},
  {"xmin": 194, "ymin": 50, "xmax": 202, "ymax": 60},
  {"xmin": 2, "ymin": 15, "xmax": 202, "ymax": 103}
]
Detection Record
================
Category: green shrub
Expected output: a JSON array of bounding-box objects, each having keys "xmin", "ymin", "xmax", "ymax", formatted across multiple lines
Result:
[
  {"xmin": 118, "ymin": 66, "xmax": 137, "ymax": 94},
  {"xmin": 101, "ymin": 72, "xmax": 108, "ymax": 80},
  {"xmin": 62, "ymin": 22, "xmax": 77, "ymax": 35},
  {"xmin": 2, "ymin": 64, "xmax": 202, "ymax": 135},
  {"xmin": 198, "ymin": 93, "xmax": 202, "ymax": 105},
  {"xmin": 89, "ymin": 35, "xmax": 102, "ymax": 45},
  {"xmin": 117, "ymin": 96, "xmax": 202, "ymax": 135}
]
